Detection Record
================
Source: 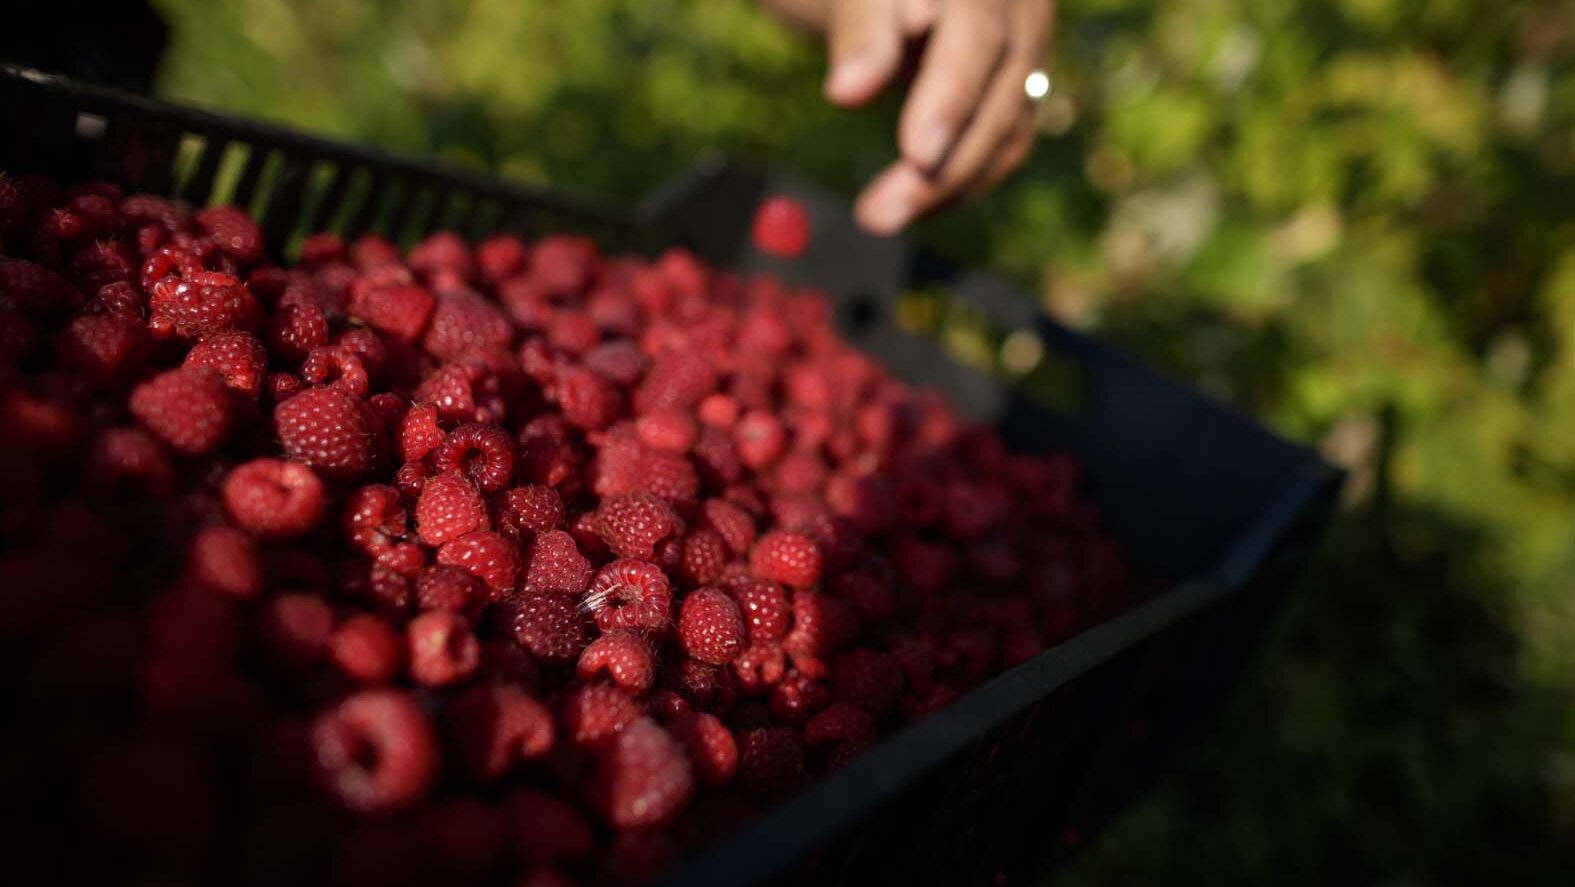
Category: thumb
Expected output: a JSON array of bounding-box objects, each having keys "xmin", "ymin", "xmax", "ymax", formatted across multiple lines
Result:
[{"xmin": 824, "ymin": 0, "xmax": 905, "ymax": 107}]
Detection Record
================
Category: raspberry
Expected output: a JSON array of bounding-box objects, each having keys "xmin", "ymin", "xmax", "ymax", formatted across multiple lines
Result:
[
  {"xmin": 584, "ymin": 559, "xmax": 673, "ymax": 634},
  {"xmin": 311, "ymin": 689, "xmax": 438, "ymax": 812},
  {"xmin": 89, "ymin": 280, "xmax": 145, "ymax": 318},
  {"xmin": 68, "ymin": 239, "xmax": 136, "ymax": 293},
  {"xmin": 415, "ymin": 473, "xmax": 490, "ymax": 546},
  {"xmin": 435, "ymin": 530, "xmax": 520, "ymax": 596},
  {"xmin": 517, "ymin": 415, "xmax": 580, "ymax": 487},
  {"xmin": 585, "ymin": 717, "xmax": 693, "ymax": 829},
  {"xmin": 129, "ymin": 367, "xmax": 235, "ymax": 456},
  {"xmin": 0, "ymin": 257, "xmax": 82, "ymax": 318},
  {"xmin": 424, "ymin": 291, "xmax": 512, "ymax": 361},
  {"xmin": 256, "ymin": 593, "xmax": 335, "ymax": 669},
  {"xmin": 414, "ymin": 563, "xmax": 486, "ymax": 613},
  {"xmin": 56, "ymin": 313, "xmax": 149, "ymax": 386},
  {"xmin": 730, "ymin": 642, "xmax": 788, "ymax": 695},
  {"xmin": 768, "ymin": 672, "xmax": 833, "ymax": 725},
  {"xmin": 636, "ymin": 408, "xmax": 697, "ymax": 452},
  {"xmin": 596, "ymin": 492, "xmax": 681, "ymax": 560},
  {"xmin": 147, "ymin": 271, "xmax": 262, "ymax": 340},
  {"xmin": 407, "ymin": 610, "xmax": 480, "ymax": 686},
  {"xmin": 669, "ymin": 711, "xmax": 739, "ymax": 787},
  {"xmin": 751, "ymin": 196, "xmax": 811, "ymax": 258},
  {"xmin": 697, "ymin": 393, "xmax": 740, "ymax": 428},
  {"xmin": 408, "ymin": 231, "xmax": 475, "ymax": 284},
  {"xmin": 350, "ymin": 282, "xmax": 435, "ymax": 343},
  {"xmin": 522, "ymin": 529, "xmax": 592, "ymax": 596},
  {"xmin": 750, "ymin": 530, "xmax": 823, "ymax": 588},
  {"xmin": 803, "ymin": 701, "xmax": 877, "ymax": 747},
  {"xmin": 546, "ymin": 309, "xmax": 600, "ymax": 354},
  {"xmin": 330, "ymin": 614, "xmax": 403, "ymax": 684},
  {"xmin": 476, "ymin": 235, "xmax": 528, "ymax": 284},
  {"xmin": 773, "ymin": 449, "xmax": 828, "ymax": 494},
  {"xmin": 831, "ymin": 569, "xmax": 897, "ymax": 624},
  {"xmin": 577, "ymin": 629, "xmax": 656, "ymax": 693},
  {"xmin": 222, "ymin": 458, "xmax": 325, "ymax": 538},
  {"xmin": 734, "ymin": 410, "xmax": 786, "ymax": 469},
  {"xmin": 582, "ymin": 339, "xmax": 648, "ymax": 386},
  {"xmin": 273, "ymin": 386, "xmax": 375, "ymax": 477},
  {"xmin": 432, "ymin": 422, "xmax": 514, "ymax": 492},
  {"xmin": 267, "ymin": 371, "xmax": 304, "ymax": 403},
  {"xmin": 678, "ymin": 587, "xmax": 747, "ymax": 665},
  {"xmin": 638, "ymin": 447, "xmax": 700, "ymax": 506},
  {"xmin": 299, "ymin": 344, "xmax": 369, "ymax": 397},
  {"xmin": 531, "ymin": 235, "xmax": 598, "ymax": 297},
  {"xmin": 494, "ymin": 484, "xmax": 565, "ymax": 537},
  {"xmin": 561, "ymin": 683, "xmax": 643, "ymax": 748},
  {"xmin": 831, "ymin": 648, "xmax": 905, "ymax": 718},
  {"xmin": 187, "ymin": 524, "xmax": 262, "ymax": 598},
  {"xmin": 195, "ymin": 205, "xmax": 265, "ymax": 265},
  {"xmin": 728, "ymin": 580, "xmax": 792, "ymax": 644},
  {"xmin": 701, "ymin": 498, "xmax": 756, "ymax": 555},
  {"xmin": 397, "ymin": 402, "xmax": 446, "ymax": 464},
  {"xmin": 508, "ymin": 592, "xmax": 589, "ymax": 663},
  {"xmin": 635, "ymin": 352, "xmax": 718, "ymax": 414},
  {"xmin": 783, "ymin": 590, "xmax": 859, "ymax": 659},
  {"xmin": 86, "ymin": 426, "xmax": 175, "ymax": 493},
  {"xmin": 673, "ymin": 528, "xmax": 729, "ymax": 587},
  {"xmin": 552, "ymin": 364, "xmax": 624, "ymax": 431},
  {"xmin": 342, "ymin": 483, "xmax": 409, "ymax": 556},
  {"xmin": 737, "ymin": 726, "xmax": 806, "ymax": 797},
  {"xmin": 184, "ymin": 331, "xmax": 269, "ymax": 398},
  {"xmin": 447, "ymin": 684, "xmax": 555, "ymax": 783}
]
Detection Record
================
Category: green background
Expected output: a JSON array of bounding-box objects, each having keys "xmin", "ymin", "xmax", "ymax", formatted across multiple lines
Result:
[{"xmin": 150, "ymin": 0, "xmax": 1575, "ymax": 882}]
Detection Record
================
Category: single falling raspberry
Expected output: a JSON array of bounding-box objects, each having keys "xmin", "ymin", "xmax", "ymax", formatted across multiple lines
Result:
[
  {"xmin": 431, "ymin": 422, "xmax": 514, "ymax": 493},
  {"xmin": 737, "ymin": 726, "xmax": 806, "ymax": 797},
  {"xmin": 184, "ymin": 331, "xmax": 269, "ymax": 398},
  {"xmin": 585, "ymin": 716, "xmax": 693, "ymax": 829},
  {"xmin": 273, "ymin": 385, "xmax": 375, "ymax": 477},
  {"xmin": 751, "ymin": 196, "xmax": 811, "ymax": 258},
  {"xmin": 768, "ymin": 672, "xmax": 834, "ymax": 725},
  {"xmin": 447, "ymin": 683, "xmax": 556, "ymax": 784},
  {"xmin": 583, "ymin": 559, "xmax": 674, "ymax": 634},
  {"xmin": 636, "ymin": 408, "xmax": 698, "ymax": 452},
  {"xmin": 750, "ymin": 530, "xmax": 824, "ymax": 588},
  {"xmin": 329, "ymin": 614, "xmax": 403, "ymax": 684},
  {"xmin": 522, "ymin": 529, "xmax": 592, "ymax": 596},
  {"xmin": 147, "ymin": 271, "xmax": 262, "ymax": 341},
  {"xmin": 577, "ymin": 629, "xmax": 657, "ymax": 694},
  {"xmin": 728, "ymin": 580, "xmax": 792, "ymax": 644},
  {"xmin": 508, "ymin": 592, "xmax": 589, "ymax": 663},
  {"xmin": 129, "ymin": 366, "xmax": 236, "ymax": 456},
  {"xmin": 415, "ymin": 472, "xmax": 490, "ymax": 546},
  {"xmin": 560, "ymin": 683, "xmax": 643, "ymax": 749},
  {"xmin": 56, "ymin": 313, "xmax": 149, "ymax": 387},
  {"xmin": 595, "ymin": 492, "xmax": 682, "ymax": 560},
  {"xmin": 435, "ymin": 530, "xmax": 520, "ymax": 596},
  {"xmin": 678, "ymin": 587, "xmax": 748, "ymax": 665},
  {"xmin": 581, "ymin": 339, "xmax": 648, "ymax": 386},
  {"xmin": 311, "ymin": 689, "xmax": 439, "ymax": 813},
  {"xmin": 222, "ymin": 458, "xmax": 325, "ymax": 538},
  {"xmin": 195, "ymin": 205, "xmax": 265, "ymax": 265}
]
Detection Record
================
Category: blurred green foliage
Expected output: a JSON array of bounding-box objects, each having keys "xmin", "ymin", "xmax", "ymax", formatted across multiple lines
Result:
[{"xmin": 150, "ymin": 0, "xmax": 1575, "ymax": 882}]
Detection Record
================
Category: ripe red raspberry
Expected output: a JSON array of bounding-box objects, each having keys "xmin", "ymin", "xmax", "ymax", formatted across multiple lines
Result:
[
  {"xmin": 299, "ymin": 344, "xmax": 370, "ymax": 397},
  {"xmin": 435, "ymin": 530, "xmax": 520, "ymax": 596},
  {"xmin": 701, "ymin": 498, "xmax": 756, "ymax": 555},
  {"xmin": 546, "ymin": 309, "xmax": 600, "ymax": 353},
  {"xmin": 730, "ymin": 642, "xmax": 788, "ymax": 695},
  {"xmin": 86, "ymin": 426, "xmax": 175, "ymax": 493},
  {"xmin": 508, "ymin": 592, "xmax": 589, "ymax": 663},
  {"xmin": 737, "ymin": 726, "xmax": 806, "ymax": 797},
  {"xmin": 408, "ymin": 231, "xmax": 475, "ymax": 284},
  {"xmin": 0, "ymin": 257, "xmax": 82, "ymax": 318},
  {"xmin": 431, "ymin": 422, "xmax": 514, "ymax": 493},
  {"xmin": 68, "ymin": 239, "xmax": 136, "ymax": 294},
  {"xmin": 266, "ymin": 371, "xmax": 304, "ymax": 403},
  {"xmin": 341, "ymin": 483, "xmax": 408, "ymax": 555},
  {"xmin": 585, "ymin": 717, "xmax": 693, "ymax": 829},
  {"xmin": 561, "ymin": 683, "xmax": 643, "ymax": 748},
  {"xmin": 273, "ymin": 386, "xmax": 375, "ymax": 477},
  {"xmin": 517, "ymin": 415, "xmax": 580, "ymax": 487},
  {"xmin": 414, "ymin": 563, "xmax": 487, "ymax": 612},
  {"xmin": 783, "ymin": 590, "xmax": 860, "ymax": 659},
  {"xmin": 531, "ymin": 235, "xmax": 598, "ymax": 297},
  {"xmin": 768, "ymin": 672, "xmax": 833, "ymax": 725},
  {"xmin": 89, "ymin": 280, "xmax": 144, "ymax": 318},
  {"xmin": 447, "ymin": 684, "xmax": 556, "ymax": 783},
  {"xmin": 407, "ymin": 610, "xmax": 480, "ymax": 686},
  {"xmin": 636, "ymin": 408, "xmax": 697, "ymax": 452},
  {"xmin": 638, "ymin": 447, "xmax": 700, "ymax": 506},
  {"xmin": 831, "ymin": 570, "xmax": 897, "ymax": 625},
  {"xmin": 187, "ymin": 524, "xmax": 262, "ymax": 598},
  {"xmin": 678, "ymin": 587, "xmax": 747, "ymax": 665},
  {"xmin": 502, "ymin": 787, "xmax": 593, "ymax": 865},
  {"xmin": 752, "ymin": 196, "xmax": 811, "ymax": 258},
  {"xmin": 475, "ymin": 234, "xmax": 528, "ymax": 284},
  {"xmin": 552, "ymin": 364, "xmax": 624, "ymax": 431},
  {"xmin": 495, "ymin": 484, "xmax": 565, "ymax": 537},
  {"xmin": 830, "ymin": 648, "xmax": 905, "ymax": 718},
  {"xmin": 596, "ymin": 492, "xmax": 681, "ymax": 560},
  {"xmin": 697, "ymin": 393, "xmax": 739, "ymax": 428},
  {"xmin": 584, "ymin": 559, "xmax": 673, "ymax": 634},
  {"xmin": 750, "ymin": 530, "xmax": 823, "ymax": 588},
  {"xmin": 196, "ymin": 205, "xmax": 265, "ymax": 265},
  {"xmin": 256, "ymin": 592, "xmax": 335, "ymax": 669},
  {"xmin": 184, "ymin": 331, "xmax": 269, "ymax": 398},
  {"xmin": 350, "ymin": 282, "xmax": 435, "ymax": 343},
  {"xmin": 669, "ymin": 711, "xmax": 739, "ymax": 787},
  {"xmin": 734, "ymin": 410, "xmax": 786, "ymax": 469},
  {"xmin": 222, "ymin": 458, "xmax": 324, "ymax": 538},
  {"xmin": 129, "ymin": 367, "xmax": 235, "ymax": 456},
  {"xmin": 147, "ymin": 271, "xmax": 262, "ymax": 340},
  {"xmin": 728, "ymin": 580, "xmax": 792, "ymax": 644},
  {"xmin": 581, "ymin": 339, "xmax": 648, "ymax": 385},
  {"xmin": 577, "ymin": 630, "xmax": 656, "ymax": 694},
  {"xmin": 329, "ymin": 614, "xmax": 403, "ymax": 684},
  {"xmin": 398, "ymin": 402, "xmax": 447, "ymax": 463},
  {"xmin": 522, "ymin": 529, "xmax": 592, "ymax": 596},
  {"xmin": 56, "ymin": 313, "xmax": 149, "ymax": 386},
  {"xmin": 803, "ymin": 701, "xmax": 877, "ymax": 747},
  {"xmin": 635, "ymin": 352, "xmax": 718, "ymax": 414},
  {"xmin": 413, "ymin": 363, "xmax": 481, "ymax": 423},
  {"xmin": 414, "ymin": 472, "xmax": 490, "ymax": 546},
  {"xmin": 311, "ymin": 689, "xmax": 438, "ymax": 812},
  {"xmin": 423, "ymin": 291, "xmax": 512, "ymax": 361}
]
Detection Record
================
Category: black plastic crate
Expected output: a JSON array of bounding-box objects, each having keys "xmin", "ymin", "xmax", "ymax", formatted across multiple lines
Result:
[{"xmin": 0, "ymin": 63, "xmax": 1340, "ymax": 887}]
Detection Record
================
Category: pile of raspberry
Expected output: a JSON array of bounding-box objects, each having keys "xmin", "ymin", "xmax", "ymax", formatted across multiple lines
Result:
[{"xmin": 1, "ymin": 172, "xmax": 1135, "ymax": 886}]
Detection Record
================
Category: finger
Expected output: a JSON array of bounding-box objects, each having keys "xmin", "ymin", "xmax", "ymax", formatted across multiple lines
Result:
[
  {"xmin": 921, "ymin": 50, "xmax": 1039, "ymax": 205},
  {"xmin": 962, "ymin": 115, "xmax": 1037, "ymax": 201},
  {"xmin": 897, "ymin": 0, "xmax": 1009, "ymax": 171},
  {"xmin": 824, "ymin": 0, "xmax": 906, "ymax": 107},
  {"xmin": 898, "ymin": 0, "xmax": 940, "ymax": 35}
]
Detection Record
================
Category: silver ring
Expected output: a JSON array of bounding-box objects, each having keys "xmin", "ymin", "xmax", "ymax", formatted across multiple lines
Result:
[{"xmin": 1025, "ymin": 70, "xmax": 1052, "ymax": 102}]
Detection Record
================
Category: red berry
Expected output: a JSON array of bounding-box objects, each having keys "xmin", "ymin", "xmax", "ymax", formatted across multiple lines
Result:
[
  {"xmin": 636, "ymin": 408, "xmax": 697, "ymax": 452},
  {"xmin": 585, "ymin": 717, "xmax": 693, "ymax": 829},
  {"xmin": 351, "ymin": 282, "xmax": 435, "ymax": 343},
  {"xmin": 435, "ymin": 530, "xmax": 520, "ymax": 596},
  {"xmin": 508, "ymin": 592, "xmax": 589, "ymax": 663},
  {"xmin": 273, "ymin": 386, "xmax": 375, "ymax": 477},
  {"xmin": 476, "ymin": 235, "xmax": 528, "ymax": 284},
  {"xmin": 196, "ymin": 204, "xmax": 265, "ymax": 265},
  {"xmin": 750, "ymin": 530, "xmax": 823, "ymax": 588},
  {"xmin": 447, "ymin": 684, "xmax": 556, "ymax": 783},
  {"xmin": 552, "ymin": 364, "xmax": 624, "ymax": 431},
  {"xmin": 678, "ymin": 587, "xmax": 748, "ymax": 665},
  {"xmin": 0, "ymin": 257, "xmax": 82, "ymax": 318},
  {"xmin": 187, "ymin": 524, "xmax": 261, "ymax": 598},
  {"xmin": 596, "ymin": 492, "xmax": 682, "ymax": 560},
  {"xmin": 147, "ymin": 271, "xmax": 262, "ymax": 340},
  {"xmin": 737, "ymin": 726, "xmax": 805, "ymax": 797},
  {"xmin": 184, "ymin": 331, "xmax": 269, "ymax": 398},
  {"xmin": 311, "ymin": 689, "xmax": 438, "ymax": 812},
  {"xmin": 424, "ymin": 291, "xmax": 512, "ymax": 361},
  {"xmin": 584, "ymin": 559, "xmax": 673, "ymax": 634},
  {"xmin": 561, "ymin": 683, "xmax": 643, "ymax": 749},
  {"xmin": 577, "ymin": 629, "xmax": 656, "ymax": 694},
  {"xmin": 783, "ymin": 590, "xmax": 860, "ymax": 659},
  {"xmin": 701, "ymin": 498, "xmax": 756, "ymax": 555},
  {"xmin": 635, "ymin": 352, "xmax": 718, "ymax": 414},
  {"xmin": 415, "ymin": 472, "xmax": 490, "ymax": 546},
  {"xmin": 398, "ymin": 401, "xmax": 447, "ymax": 463},
  {"xmin": 432, "ymin": 421, "xmax": 514, "ymax": 493},
  {"xmin": 734, "ymin": 410, "xmax": 786, "ymax": 469},
  {"xmin": 728, "ymin": 580, "xmax": 792, "ymax": 644},
  {"xmin": 768, "ymin": 672, "xmax": 833, "ymax": 725},
  {"xmin": 407, "ymin": 610, "xmax": 480, "ymax": 686},
  {"xmin": 414, "ymin": 563, "xmax": 487, "ymax": 613},
  {"xmin": 752, "ymin": 196, "xmax": 811, "ymax": 258},
  {"xmin": 522, "ymin": 529, "xmax": 592, "ymax": 596},
  {"xmin": 129, "ymin": 367, "xmax": 235, "ymax": 456},
  {"xmin": 223, "ymin": 458, "xmax": 324, "ymax": 538},
  {"xmin": 330, "ymin": 614, "xmax": 403, "ymax": 684},
  {"xmin": 674, "ymin": 528, "xmax": 729, "ymax": 587},
  {"xmin": 668, "ymin": 711, "xmax": 739, "ymax": 787},
  {"xmin": 803, "ymin": 701, "xmax": 877, "ymax": 747},
  {"xmin": 495, "ymin": 484, "xmax": 565, "ymax": 537}
]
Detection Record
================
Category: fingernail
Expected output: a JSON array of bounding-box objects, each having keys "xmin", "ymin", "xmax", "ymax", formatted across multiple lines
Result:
[
  {"xmin": 911, "ymin": 122, "xmax": 951, "ymax": 170},
  {"xmin": 862, "ymin": 185, "xmax": 914, "ymax": 234},
  {"xmin": 826, "ymin": 56, "xmax": 872, "ymax": 100}
]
